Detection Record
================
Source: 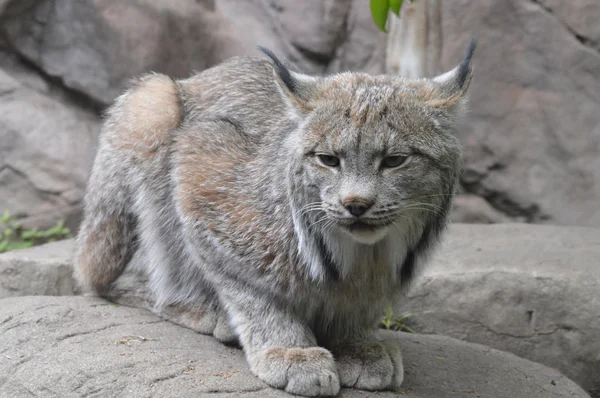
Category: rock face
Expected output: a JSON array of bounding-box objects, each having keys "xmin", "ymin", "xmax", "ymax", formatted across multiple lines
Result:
[
  {"xmin": 438, "ymin": 0, "xmax": 600, "ymax": 225},
  {"xmin": 0, "ymin": 296, "xmax": 590, "ymax": 398},
  {"xmin": 451, "ymin": 194, "xmax": 515, "ymax": 224},
  {"xmin": 0, "ymin": 0, "xmax": 385, "ymax": 106},
  {"xmin": 396, "ymin": 223, "xmax": 600, "ymax": 397},
  {"xmin": 2, "ymin": 223, "xmax": 599, "ymax": 396},
  {"xmin": 0, "ymin": 0, "xmax": 386, "ymax": 230},
  {"xmin": 1, "ymin": 0, "xmax": 600, "ymax": 228},
  {"xmin": 0, "ymin": 54, "xmax": 100, "ymax": 232},
  {"xmin": 0, "ymin": 239, "xmax": 76, "ymax": 299}
]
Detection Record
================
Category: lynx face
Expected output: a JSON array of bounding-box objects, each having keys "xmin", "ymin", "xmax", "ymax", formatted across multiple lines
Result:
[
  {"xmin": 299, "ymin": 85, "xmax": 462, "ymax": 245},
  {"xmin": 261, "ymin": 42, "xmax": 473, "ymax": 280}
]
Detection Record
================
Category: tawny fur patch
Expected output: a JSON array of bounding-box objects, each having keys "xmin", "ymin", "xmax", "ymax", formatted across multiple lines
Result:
[
  {"xmin": 76, "ymin": 218, "xmax": 132, "ymax": 292},
  {"xmin": 285, "ymin": 348, "xmax": 332, "ymax": 364},
  {"xmin": 113, "ymin": 74, "xmax": 181, "ymax": 158},
  {"xmin": 265, "ymin": 347, "xmax": 286, "ymax": 359}
]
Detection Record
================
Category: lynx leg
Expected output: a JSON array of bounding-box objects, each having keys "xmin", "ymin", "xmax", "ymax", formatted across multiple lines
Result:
[
  {"xmin": 99, "ymin": 253, "xmax": 238, "ymax": 345},
  {"xmin": 217, "ymin": 288, "xmax": 339, "ymax": 396},
  {"xmin": 74, "ymin": 169, "xmax": 138, "ymax": 295},
  {"xmin": 74, "ymin": 73, "xmax": 181, "ymax": 295},
  {"xmin": 154, "ymin": 302, "xmax": 237, "ymax": 345}
]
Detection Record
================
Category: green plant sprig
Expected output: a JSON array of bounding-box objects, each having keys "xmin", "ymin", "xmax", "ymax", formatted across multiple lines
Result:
[{"xmin": 0, "ymin": 210, "xmax": 72, "ymax": 253}]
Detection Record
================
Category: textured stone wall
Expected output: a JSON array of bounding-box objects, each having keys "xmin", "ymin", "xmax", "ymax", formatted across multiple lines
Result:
[{"xmin": 0, "ymin": 0, "xmax": 599, "ymax": 229}]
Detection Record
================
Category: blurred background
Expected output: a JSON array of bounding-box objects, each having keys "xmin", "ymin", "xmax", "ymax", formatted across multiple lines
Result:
[{"xmin": 0, "ymin": 0, "xmax": 599, "ymax": 235}]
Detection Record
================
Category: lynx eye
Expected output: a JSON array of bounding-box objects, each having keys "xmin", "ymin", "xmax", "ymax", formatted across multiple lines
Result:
[
  {"xmin": 382, "ymin": 155, "xmax": 410, "ymax": 169},
  {"xmin": 317, "ymin": 154, "xmax": 340, "ymax": 167}
]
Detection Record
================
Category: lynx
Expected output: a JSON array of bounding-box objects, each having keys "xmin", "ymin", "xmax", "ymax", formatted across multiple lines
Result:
[{"xmin": 75, "ymin": 41, "xmax": 475, "ymax": 396}]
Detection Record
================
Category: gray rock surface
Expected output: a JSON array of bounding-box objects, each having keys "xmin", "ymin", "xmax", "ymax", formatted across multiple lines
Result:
[
  {"xmin": 0, "ymin": 0, "xmax": 384, "ymax": 106},
  {"xmin": 537, "ymin": 0, "xmax": 600, "ymax": 48},
  {"xmin": 439, "ymin": 0, "xmax": 600, "ymax": 226},
  {"xmin": 0, "ymin": 296, "xmax": 590, "ymax": 398},
  {"xmin": 0, "ymin": 59, "xmax": 100, "ymax": 232},
  {"xmin": 2, "ymin": 223, "xmax": 599, "ymax": 395},
  {"xmin": 0, "ymin": 0, "xmax": 386, "ymax": 231},
  {"xmin": 0, "ymin": 239, "xmax": 76, "ymax": 299},
  {"xmin": 451, "ymin": 194, "xmax": 516, "ymax": 224},
  {"xmin": 397, "ymin": 223, "xmax": 600, "ymax": 397},
  {"xmin": 2, "ymin": 0, "xmax": 600, "ymax": 228}
]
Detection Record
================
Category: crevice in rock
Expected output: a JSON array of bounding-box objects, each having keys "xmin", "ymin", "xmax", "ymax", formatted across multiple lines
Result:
[
  {"xmin": 529, "ymin": 0, "xmax": 600, "ymax": 55},
  {"xmin": 460, "ymin": 181, "xmax": 544, "ymax": 223},
  {"xmin": 80, "ymin": 388, "xmax": 103, "ymax": 398},
  {"xmin": 151, "ymin": 372, "xmax": 183, "ymax": 385},
  {"xmin": 4, "ymin": 50, "xmax": 105, "ymax": 115},
  {"xmin": 293, "ymin": 45, "xmax": 335, "ymax": 67},
  {"xmin": 483, "ymin": 191, "xmax": 550, "ymax": 223},
  {"xmin": 202, "ymin": 386, "xmax": 270, "ymax": 394},
  {"xmin": 466, "ymin": 317, "xmax": 582, "ymax": 339},
  {"xmin": 460, "ymin": 157, "xmax": 550, "ymax": 222},
  {"xmin": 0, "ymin": 165, "xmax": 66, "ymax": 197},
  {"xmin": 0, "ymin": 1, "xmax": 105, "ymax": 113},
  {"xmin": 54, "ymin": 323, "xmax": 124, "ymax": 342}
]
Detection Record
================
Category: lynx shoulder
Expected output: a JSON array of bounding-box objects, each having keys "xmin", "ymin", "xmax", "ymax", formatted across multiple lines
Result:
[{"xmin": 75, "ymin": 42, "xmax": 476, "ymax": 396}]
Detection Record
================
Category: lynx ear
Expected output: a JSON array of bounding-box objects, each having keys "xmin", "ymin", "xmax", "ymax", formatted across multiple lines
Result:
[
  {"xmin": 428, "ymin": 40, "xmax": 476, "ymax": 109},
  {"xmin": 258, "ymin": 46, "xmax": 319, "ymax": 113}
]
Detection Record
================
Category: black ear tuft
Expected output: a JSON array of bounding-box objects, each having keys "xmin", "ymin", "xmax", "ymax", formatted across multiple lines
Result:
[
  {"xmin": 456, "ymin": 39, "xmax": 476, "ymax": 89},
  {"xmin": 257, "ymin": 46, "xmax": 297, "ymax": 94}
]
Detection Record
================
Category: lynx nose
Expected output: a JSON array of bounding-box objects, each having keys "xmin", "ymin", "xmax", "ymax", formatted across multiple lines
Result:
[{"xmin": 343, "ymin": 199, "xmax": 373, "ymax": 217}]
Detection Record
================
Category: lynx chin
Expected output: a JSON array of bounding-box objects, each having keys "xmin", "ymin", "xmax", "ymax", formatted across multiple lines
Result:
[{"xmin": 75, "ymin": 41, "xmax": 476, "ymax": 396}]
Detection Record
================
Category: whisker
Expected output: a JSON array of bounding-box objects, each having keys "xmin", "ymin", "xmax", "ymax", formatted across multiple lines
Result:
[
  {"xmin": 402, "ymin": 202, "xmax": 445, "ymax": 212},
  {"xmin": 306, "ymin": 214, "xmax": 332, "ymax": 230}
]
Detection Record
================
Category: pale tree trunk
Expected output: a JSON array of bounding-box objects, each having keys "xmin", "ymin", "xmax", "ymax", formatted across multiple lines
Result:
[{"xmin": 385, "ymin": 0, "xmax": 442, "ymax": 78}]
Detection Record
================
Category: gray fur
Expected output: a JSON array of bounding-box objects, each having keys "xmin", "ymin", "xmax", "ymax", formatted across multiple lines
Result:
[{"xmin": 75, "ymin": 43, "xmax": 475, "ymax": 396}]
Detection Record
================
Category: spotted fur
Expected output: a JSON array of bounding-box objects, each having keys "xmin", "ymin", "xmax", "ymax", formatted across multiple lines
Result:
[{"xmin": 75, "ymin": 42, "xmax": 475, "ymax": 396}]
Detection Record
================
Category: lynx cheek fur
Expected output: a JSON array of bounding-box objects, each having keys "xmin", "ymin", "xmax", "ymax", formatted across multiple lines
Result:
[{"xmin": 75, "ymin": 41, "xmax": 476, "ymax": 396}]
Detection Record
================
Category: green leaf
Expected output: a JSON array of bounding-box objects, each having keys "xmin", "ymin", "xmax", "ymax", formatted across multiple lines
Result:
[
  {"xmin": 370, "ymin": 0, "xmax": 390, "ymax": 32},
  {"xmin": 389, "ymin": 0, "xmax": 403, "ymax": 16},
  {"xmin": 0, "ymin": 240, "xmax": 8, "ymax": 253}
]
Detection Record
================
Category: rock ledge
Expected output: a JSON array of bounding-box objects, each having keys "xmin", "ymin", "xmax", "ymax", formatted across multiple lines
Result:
[{"xmin": 0, "ymin": 296, "xmax": 589, "ymax": 398}]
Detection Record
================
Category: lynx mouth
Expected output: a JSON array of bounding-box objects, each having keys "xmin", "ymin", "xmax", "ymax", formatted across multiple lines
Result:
[
  {"xmin": 340, "ymin": 220, "xmax": 389, "ymax": 244},
  {"xmin": 345, "ymin": 221, "xmax": 380, "ymax": 232}
]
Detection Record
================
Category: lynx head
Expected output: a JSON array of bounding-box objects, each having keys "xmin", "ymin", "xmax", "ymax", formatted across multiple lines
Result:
[{"xmin": 260, "ymin": 42, "xmax": 475, "ymax": 282}]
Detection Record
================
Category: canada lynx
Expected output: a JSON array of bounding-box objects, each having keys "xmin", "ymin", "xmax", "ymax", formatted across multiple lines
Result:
[{"xmin": 75, "ymin": 41, "xmax": 475, "ymax": 396}]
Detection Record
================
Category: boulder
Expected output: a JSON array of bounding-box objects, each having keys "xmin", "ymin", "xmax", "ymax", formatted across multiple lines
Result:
[
  {"xmin": 451, "ymin": 194, "xmax": 516, "ymax": 224},
  {"xmin": 0, "ymin": 62, "xmax": 100, "ymax": 232},
  {"xmin": 0, "ymin": 0, "xmax": 239, "ymax": 105},
  {"xmin": 537, "ymin": 0, "xmax": 600, "ymax": 47},
  {"xmin": 397, "ymin": 223, "xmax": 600, "ymax": 397},
  {"xmin": 3, "ymin": 0, "xmax": 600, "ymax": 229},
  {"xmin": 0, "ymin": 296, "xmax": 590, "ymax": 398},
  {"xmin": 0, "ymin": 0, "xmax": 385, "ymax": 233},
  {"xmin": 0, "ymin": 239, "xmax": 76, "ymax": 299},
  {"xmin": 2, "ymin": 223, "xmax": 599, "ymax": 395},
  {"xmin": 439, "ymin": 0, "xmax": 600, "ymax": 226},
  {"xmin": 0, "ymin": 0, "xmax": 385, "ymax": 106}
]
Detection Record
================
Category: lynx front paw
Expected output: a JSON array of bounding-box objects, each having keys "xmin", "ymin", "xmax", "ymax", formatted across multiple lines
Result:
[
  {"xmin": 333, "ymin": 341, "xmax": 404, "ymax": 391},
  {"xmin": 250, "ymin": 346, "xmax": 340, "ymax": 396}
]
